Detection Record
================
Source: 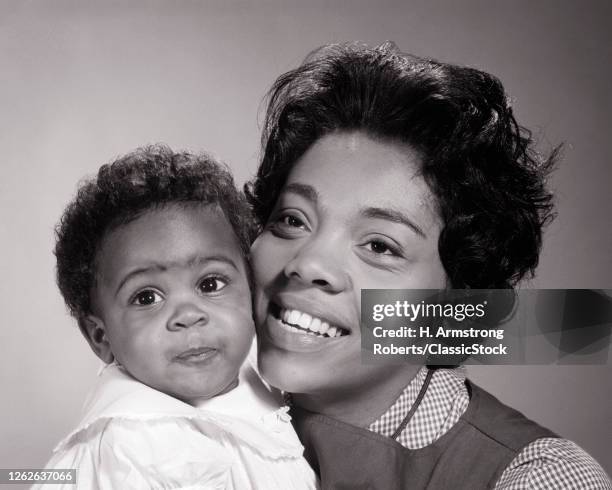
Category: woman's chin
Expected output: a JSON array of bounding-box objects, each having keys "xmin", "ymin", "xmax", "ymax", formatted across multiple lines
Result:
[{"xmin": 257, "ymin": 348, "xmax": 326, "ymax": 394}]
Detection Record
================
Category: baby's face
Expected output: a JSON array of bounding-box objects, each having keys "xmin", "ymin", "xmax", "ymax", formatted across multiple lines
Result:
[{"xmin": 89, "ymin": 203, "xmax": 253, "ymax": 402}]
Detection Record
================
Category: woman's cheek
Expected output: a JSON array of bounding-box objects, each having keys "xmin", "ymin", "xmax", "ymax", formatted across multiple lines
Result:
[{"xmin": 252, "ymin": 234, "xmax": 285, "ymax": 284}]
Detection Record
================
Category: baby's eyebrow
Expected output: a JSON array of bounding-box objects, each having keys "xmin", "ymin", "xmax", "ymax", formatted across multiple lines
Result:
[
  {"xmin": 183, "ymin": 255, "xmax": 239, "ymax": 269},
  {"xmin": 360, "ymin": 206, "xmax": 426, "ymax": 238},
  {"xmin": 115, "ymin": 255, "xmax": 239, "ymax": 296}
]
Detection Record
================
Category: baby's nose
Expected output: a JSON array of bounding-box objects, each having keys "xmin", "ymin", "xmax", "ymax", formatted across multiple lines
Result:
[{"xmin": 167, "ymin": 303, "xmax": 209, "ymax": 331}]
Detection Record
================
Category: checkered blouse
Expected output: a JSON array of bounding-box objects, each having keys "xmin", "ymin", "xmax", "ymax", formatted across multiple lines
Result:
[{"xmin": 368, "ymin": 366, "xmax": 611, "ymax": 489}]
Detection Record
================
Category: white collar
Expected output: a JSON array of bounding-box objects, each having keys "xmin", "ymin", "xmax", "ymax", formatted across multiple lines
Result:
[{"xmin": 55, "ymin": 362, "xmax": 302, "ymax": 460}]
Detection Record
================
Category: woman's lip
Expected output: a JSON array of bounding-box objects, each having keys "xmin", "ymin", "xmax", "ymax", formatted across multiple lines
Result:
[
  {"xmin": 259, "ymin": 312, "xmax": 348, "ymax": 353},
  {"xmin": 270, "ymin": 302, "xmax": 348, "ymax": 336},
  {"xmin": 270, "ymin": 296, "xmax": 353, "ymax": 334}
]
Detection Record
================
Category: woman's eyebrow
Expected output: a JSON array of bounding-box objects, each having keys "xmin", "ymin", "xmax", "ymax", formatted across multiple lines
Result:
[
  {"xmin": 360, "ymin": 206, "xmax": 426, "ymax": 238},
  {"xmin": 282, "ymin": 182, "xmax": 319, "ymax": 203}
]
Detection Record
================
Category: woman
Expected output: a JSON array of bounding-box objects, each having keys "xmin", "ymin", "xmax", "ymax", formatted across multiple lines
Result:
[{"xmin": 246, "ymin": 43, "xmax": 610, "ymax": 489}]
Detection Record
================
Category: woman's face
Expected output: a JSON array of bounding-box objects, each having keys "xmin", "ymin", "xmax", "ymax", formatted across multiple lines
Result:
[{"xmin": 251, "ymin": 131, "xmax": 447, "ymax": 396}]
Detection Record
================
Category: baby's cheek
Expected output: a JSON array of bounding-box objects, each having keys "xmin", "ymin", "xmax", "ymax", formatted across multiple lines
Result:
[
  {"xmin": 230, "ymin": 322, "xmax": 255, "ymax": 355},
  {"xmin": 222, "ymin": 300, "xmax": 255, "ymax": 329},
  {"xmin": 225, "ymin": 313, "xmax": 255, "ymax": 359},
  {"xmin": 129, "ymin": 331, "xmax": 164, "ymax": 364}
]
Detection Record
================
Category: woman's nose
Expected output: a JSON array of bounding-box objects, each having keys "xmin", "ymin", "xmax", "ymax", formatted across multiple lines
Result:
[
  {"xmin": 283, "ymin": 241, "xmax": 350, "ymax": 293},
  {"xmin": 167, "ymin": 302, "xmax": 209, "ymax": 331}
]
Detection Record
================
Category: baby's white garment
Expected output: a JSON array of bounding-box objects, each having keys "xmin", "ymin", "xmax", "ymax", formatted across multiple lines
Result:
[{"xmin": 34, "ymin": 363, "xmax": 318, "ymax": 489}]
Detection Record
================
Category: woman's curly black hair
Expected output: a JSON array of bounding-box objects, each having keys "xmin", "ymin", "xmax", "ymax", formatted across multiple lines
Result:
[
  {"xmin": 55, "ymin": 144, "xmax": 255, "ymax": 322},
  {"xmin": 245, "ymin": 42, "xmax": 557, "ymax": 289}
]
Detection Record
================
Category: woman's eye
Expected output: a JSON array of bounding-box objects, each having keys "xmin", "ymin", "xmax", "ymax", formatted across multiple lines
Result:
[
  {"xmin": 279, "ymin": 214, "xmax": 306, "ymax": 229},
  {"xmin": 365, "ymin": 240, "xmax": 398, "ymax": 256},
  {"xmin": 266, "ymin": 211, "xmax": 310, "ymax": 238},
  {"xmin": 199, "ymin": 276, "xmax": 228, "ymax": 293},
  {"xmin": 131, "ymin": 290, "xmax": 163, "ymax": 306}
]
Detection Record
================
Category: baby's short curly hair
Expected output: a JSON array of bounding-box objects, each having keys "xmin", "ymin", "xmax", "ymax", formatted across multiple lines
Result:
[
  {"xmin": 55, "ymin": 144, "xmax": 255, "ymax": 321},
  {"xmin": 246, "ymin": 42, "xmax": 557, "ymax": 289}
]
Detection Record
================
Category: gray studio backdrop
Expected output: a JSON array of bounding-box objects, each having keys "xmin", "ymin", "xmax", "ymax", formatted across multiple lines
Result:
[{"xmin": 1, "ymin": 0, "xmax": 610, "ymax": 478}]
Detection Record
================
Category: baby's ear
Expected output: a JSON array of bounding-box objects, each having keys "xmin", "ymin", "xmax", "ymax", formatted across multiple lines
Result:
[{"xmin": 80, "ymin": 315, "xmax": 114, "ymax": 364}]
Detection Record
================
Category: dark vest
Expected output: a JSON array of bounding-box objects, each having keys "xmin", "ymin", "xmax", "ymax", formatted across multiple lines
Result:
[{"xmin": 291, "ymin": 381, "xmax": 557, "ymax": 490}]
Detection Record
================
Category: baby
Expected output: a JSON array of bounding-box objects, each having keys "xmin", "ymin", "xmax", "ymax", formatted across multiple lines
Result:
[{"xmin": 37, "ymin": 145, "xmax": 318, "ymax": 489}]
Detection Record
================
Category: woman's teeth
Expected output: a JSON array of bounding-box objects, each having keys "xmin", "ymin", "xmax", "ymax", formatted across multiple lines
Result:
[{"xmin": 279, "ymin": 308, "xmax": 345, "ymax": 338}]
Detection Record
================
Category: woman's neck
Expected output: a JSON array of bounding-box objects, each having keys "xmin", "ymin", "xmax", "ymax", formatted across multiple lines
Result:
[{"xmin": 292, "ymin": 364, "xmax": 422, "ymax": 428}]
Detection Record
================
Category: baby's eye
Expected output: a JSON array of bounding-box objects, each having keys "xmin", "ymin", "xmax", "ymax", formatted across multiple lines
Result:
[
  {"xmin": 198, "ymin": 276, "xmax": 228, "ymax": 294},
  {"xmin": 131, "ymin": 290, "xmax": 163, "ymax": 306}
]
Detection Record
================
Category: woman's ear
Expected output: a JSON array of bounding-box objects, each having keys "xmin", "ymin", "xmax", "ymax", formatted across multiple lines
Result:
[{"xmin": 79, "ymin": 315, "xmax": 114, "ymax": 364}]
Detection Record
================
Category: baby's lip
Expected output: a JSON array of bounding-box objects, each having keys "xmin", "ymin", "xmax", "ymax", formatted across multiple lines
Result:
[{"xmin": 173, "ymin": 346, "xmax": 217, "ymax": 361}]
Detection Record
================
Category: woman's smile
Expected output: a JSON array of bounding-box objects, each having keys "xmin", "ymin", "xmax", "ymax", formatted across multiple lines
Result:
[
  {"xmin": 272, "ymin": 303, "xmax": 349, "ymax": 338},
  {"xmin": 258, "ymin": 294, "xmax": 354, "ymax": 353}
]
